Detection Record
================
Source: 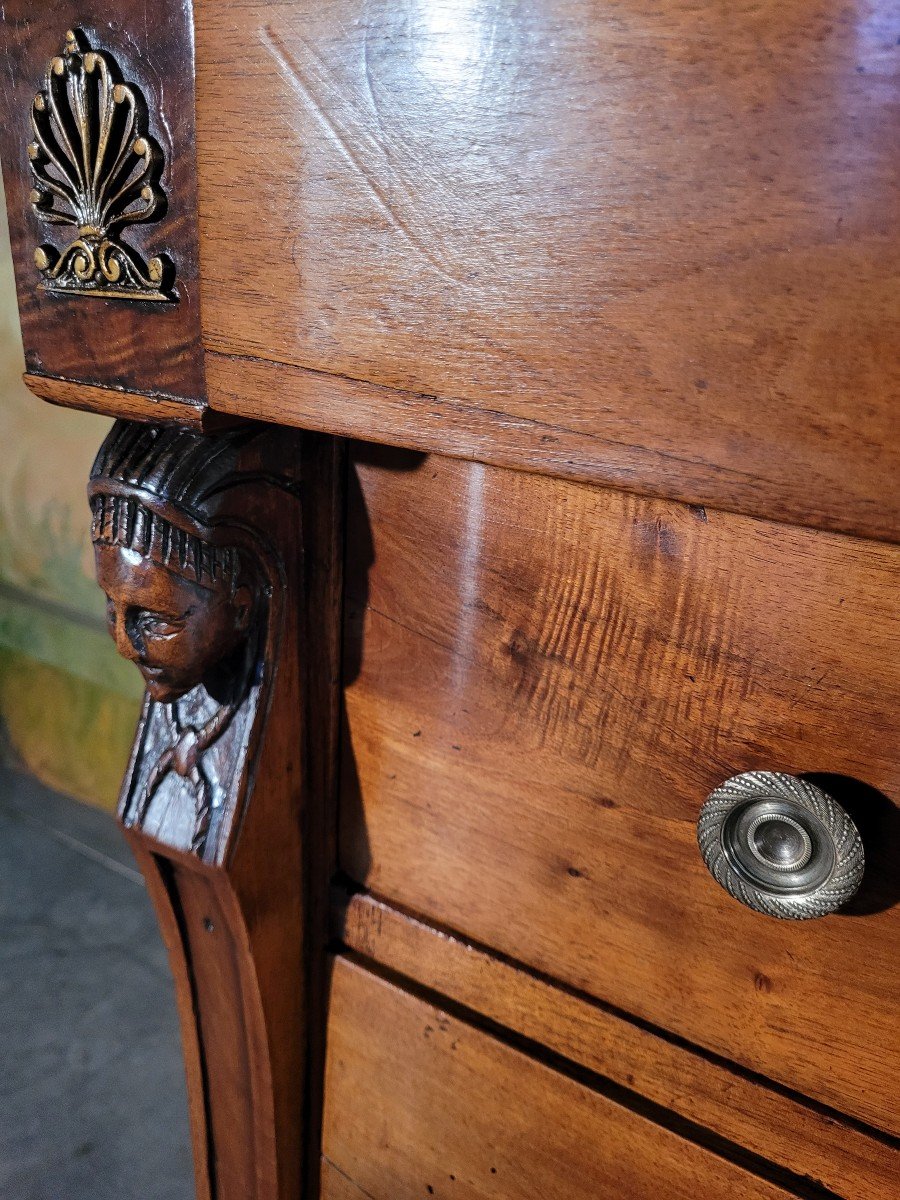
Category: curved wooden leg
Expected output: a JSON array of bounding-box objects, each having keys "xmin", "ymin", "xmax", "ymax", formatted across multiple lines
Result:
[
  {"xmin": 86, "ymin": 423, "xmax": 342, "ymax": 1200},
  {"xmin": 129, "ymin": 838, "xmax": 305, "ymax": 1200}
]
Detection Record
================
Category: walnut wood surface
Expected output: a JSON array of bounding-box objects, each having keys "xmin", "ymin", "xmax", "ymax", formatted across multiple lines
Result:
[
  {"xmin": 2, "ymin": 2, "xmax": 896, "ymax": 538},
  {"xmin": 298, "ymin": 434, "xmax": 346, "ymax": 1200},
  {"xmin": 323, "ymin": 956, "xmax": 801, "ymax": 1200},
  {"xmin": 194, "ymin": 0, "xmax": 899, "ymax": 542},
  {"xmin": 135, "ymin": 848, "xmax": 304, "ymax": 1200},
  {"xmin": 1, "ymin": 0, "xmax": 896, "ymax": 1186},
  {"xmin": 120, "ymin": 426, "xmax": 307, "ymax": 1199},
  {"xmin": 319, "ymin": 1161, "xmax": 372, "ymax": 1200},
  {"xmin": 86, "ymin": 423, "xmax": 345, "ymax": 1199},
  {"xmin": 0, "ymin": 2, "xmax": 206, "ymax": 404},
  {"xmin": 24, "ymin": 373, "xmax": 225, "ymax": 428},
  {"xmin": 336, "ymin": 890, "xmax": 899, "ymax": 1200},
  {"xmin": 340, "ymin": 446, "xmax": 900, "ymax": 1136}
]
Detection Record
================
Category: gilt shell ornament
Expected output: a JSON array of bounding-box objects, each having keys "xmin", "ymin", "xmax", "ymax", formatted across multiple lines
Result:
[{"xmin": 28, "ymin": 29, "xmax": 175, "ymax": 301}]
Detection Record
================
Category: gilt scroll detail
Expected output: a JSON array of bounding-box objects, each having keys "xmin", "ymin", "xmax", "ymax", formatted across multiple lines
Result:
[
  {"xmin": 29, "ymin": 30, "xmax": 175, "ymax": 301},
  {"xmin": 89, "ymin": 422, "xmax": 299, "ymax": 861}
]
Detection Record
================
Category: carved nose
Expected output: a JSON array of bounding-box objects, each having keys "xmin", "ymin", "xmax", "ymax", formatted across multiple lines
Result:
[{"xmin": 111, "ymin": 612, "xmax": 141, "ymax": 662}]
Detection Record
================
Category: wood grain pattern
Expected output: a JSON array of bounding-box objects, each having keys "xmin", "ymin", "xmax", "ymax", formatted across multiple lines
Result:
[
  {"xmin": 205, "ymin": 349, "xmax": 900, "ymax": 545},
  {"xmin": 194, "ymin": 0, "xmax": 900, "ymax": 541},
  {"xmin": 319, "ymin": 1160, "xmax": 374, "ymax": 1200},
  {"xmin": 88, "ymin": 422, "xmax": 346, "ymax": 1199},
  {"xmin": 298, "ymin": 434, "xmax": 347, "ymax": 1200},
  {"xmin": 0, "ymin": 2, "xmax": 206, "ymax": 404},
  {"xmin": 126, "ymin": 420, "xmax": 307, "ymax": 1199},
  {"xmin": 24, "ymin": 373, "xmax": 225, "ymax": 428},
  {"xmin": 336, "ymin": 890, "xmax": 900, "ymax": 1200},
  {"xmin": 340, "ymin": 446, "xmax": 900, "ymax": 1135},
  {"xmin": 323, "ymin": 956, "xmax": 801, "ymax": 1200}
]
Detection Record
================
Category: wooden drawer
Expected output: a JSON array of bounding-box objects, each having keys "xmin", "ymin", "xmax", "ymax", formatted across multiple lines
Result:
[
  {"xmin": 333, "ymin": 893, "xmax": 898, "ymax": 1200},
  {"xmin": 322, "ymin": 956, "xmax": 801, "ymax": 1200},
  {"xmin": 340, "ymin": 445, "xmax": 900, "ymax": 1136}
]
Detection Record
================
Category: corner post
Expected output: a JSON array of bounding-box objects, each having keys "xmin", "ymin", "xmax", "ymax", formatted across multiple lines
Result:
[{"xmin": 88, "ymin": 420, "xmax": 336, "ymax": 1200}]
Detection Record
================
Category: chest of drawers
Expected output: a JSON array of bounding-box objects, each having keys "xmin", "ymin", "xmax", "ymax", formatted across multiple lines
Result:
[{"xmin": 1, "ymin": 2, "xmax": 897, "ymax": 1198}]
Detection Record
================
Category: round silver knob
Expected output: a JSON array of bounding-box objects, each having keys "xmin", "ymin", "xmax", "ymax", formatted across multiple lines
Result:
[{"xmin": 697, "ymin": 772, "xmax": 864, "ymax": 919}]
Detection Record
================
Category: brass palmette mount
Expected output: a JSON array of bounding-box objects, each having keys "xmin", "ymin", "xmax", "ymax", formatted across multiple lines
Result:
[{"xmin": 28, "ymin": 29, "xmax": 176, "ymax": 302}]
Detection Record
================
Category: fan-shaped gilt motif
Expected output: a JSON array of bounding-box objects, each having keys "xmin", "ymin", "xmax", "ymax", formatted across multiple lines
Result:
[{"xmin": 27, "ymin": 29, "xmax": 175, "ymax": 301}]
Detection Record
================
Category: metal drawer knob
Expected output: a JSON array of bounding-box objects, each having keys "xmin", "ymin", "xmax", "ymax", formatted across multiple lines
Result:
[{"xmin": 697, "ymin": 772, "xmax": 864, "ymax": 919}]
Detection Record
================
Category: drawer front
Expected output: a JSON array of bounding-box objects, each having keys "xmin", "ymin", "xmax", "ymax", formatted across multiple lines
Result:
[
  {"xmin": 340, "ymin": 446, "xmax": 900, "ymax": 1134},
  {"xmin": 2, "ymin": 3, "xmax": 896, "ymax": 537},
  {"xmin": 335, "ymin": 893, "xmax": 899, "ymax": 1200},
  {"xmin": 322, "ymin": 957, "xmax": 799, "ymax": 1200}
]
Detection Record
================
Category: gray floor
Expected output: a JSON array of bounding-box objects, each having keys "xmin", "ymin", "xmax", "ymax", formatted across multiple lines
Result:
[{"xmin": 0, "ymin": 767, "xmax": 194, "ymax": 1200}]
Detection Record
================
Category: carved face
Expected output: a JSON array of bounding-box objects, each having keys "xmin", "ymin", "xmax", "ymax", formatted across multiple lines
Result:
[{"xmin": 95, "ymin": 543, "xmax": 252, "ymax": 703}]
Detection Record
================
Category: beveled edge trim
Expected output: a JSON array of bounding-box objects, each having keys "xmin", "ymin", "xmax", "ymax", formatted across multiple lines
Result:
[
  {"xmin": 24, "ymin": 372, "xmax": 236, "ymax": 430},
  {"xmin": 205, "ymin": 348, "xmax": 900, "ymax": 546}
]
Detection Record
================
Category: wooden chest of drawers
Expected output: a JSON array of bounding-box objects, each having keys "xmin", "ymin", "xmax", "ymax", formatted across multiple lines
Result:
[{"xmin": 0, "ymin": 1, "xmax": 897, "ymax": 1198}]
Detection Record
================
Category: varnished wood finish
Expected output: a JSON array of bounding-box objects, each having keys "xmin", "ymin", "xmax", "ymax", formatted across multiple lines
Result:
[
  {"xmin": 24, "ymin": 373, "xmax": 229, "ymax": 429},
  {"xmin": 2, "ymin": 1, "xmax": 896, "ymax": 539},
  {"xmin": 1, "ymin": 2, "xmax": 896, "ymax": 1192},
  {"xmin": 319, "ymin": 1160, "xmax": 372, "ymax": 1200},
  {"xmin": 336, "ymin": 890, "xmax": 900, "ymax": 1200},
  {"xmin": 323, "ymin": 956, "xmax": 801, "ymax": 1200},
  {"xmin": 126, "ymin": 427, "xmax": 305, "ymax": 1200},
  {"xmin": 341, "ymin": 446, "xmax": 900, "ymax": 1135},
  {"xmin": 87, "ymin": 422, "xmax": 345, "ymax": 1199},
  {"xmin": 134, "ymin": 847, "xmax": 305, "ymax": 1200},
  {"xmin": 194, "ymin": 1, "xmax": 899, "ymax": 542},
  {"xmin": 0, "ymin": 2, "xmax": 206, "ymax": 404},
  {"xmin": 298, "ymin": 434, "xmax": 346, "ymax": 1200}
]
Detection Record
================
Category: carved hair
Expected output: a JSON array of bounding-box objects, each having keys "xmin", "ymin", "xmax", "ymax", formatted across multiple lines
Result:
[
  {"xmin": 88, "ymin": 421, "xmax": 266, "ymax": 595},
  {"xmin": 90, "ymin": 491, "xmax": 241, "ymax": 593}
]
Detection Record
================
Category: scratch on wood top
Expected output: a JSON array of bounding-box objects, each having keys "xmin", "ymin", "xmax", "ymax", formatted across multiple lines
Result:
[{"xmin": 260, "ymin": 23, "xmax": 474, "ymax": 289}]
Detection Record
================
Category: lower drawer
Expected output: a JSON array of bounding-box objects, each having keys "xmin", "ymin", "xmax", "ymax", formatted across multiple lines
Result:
[
  {"xmin": 341, "ymin": 447, "xmax": 900, "ymax": 1134},
  {"xmin": 321, "ymin": 956, "xmax": 799, "ymax": 1200}
]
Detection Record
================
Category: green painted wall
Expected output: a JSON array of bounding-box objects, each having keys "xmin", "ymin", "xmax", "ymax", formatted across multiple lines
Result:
[{"xmin": 0, "ymin": 173, "xmax": 142, "ymax": 808}]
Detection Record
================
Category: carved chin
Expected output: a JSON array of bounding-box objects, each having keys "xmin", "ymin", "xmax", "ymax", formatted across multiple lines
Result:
[{"xmin": 141, "ymin": 671, "xmax": 196, "ymax": 704}]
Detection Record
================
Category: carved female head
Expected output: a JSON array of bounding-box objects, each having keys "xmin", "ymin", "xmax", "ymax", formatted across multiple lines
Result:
[{"xmin": 89, "ymin": 422, "xmax": 262, "ymax": 703}]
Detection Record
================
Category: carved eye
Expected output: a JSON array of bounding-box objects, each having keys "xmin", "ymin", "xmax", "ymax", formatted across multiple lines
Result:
[{"xmin": 138, "ymin": 612, "xmax": 185, "ymax": 639}]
